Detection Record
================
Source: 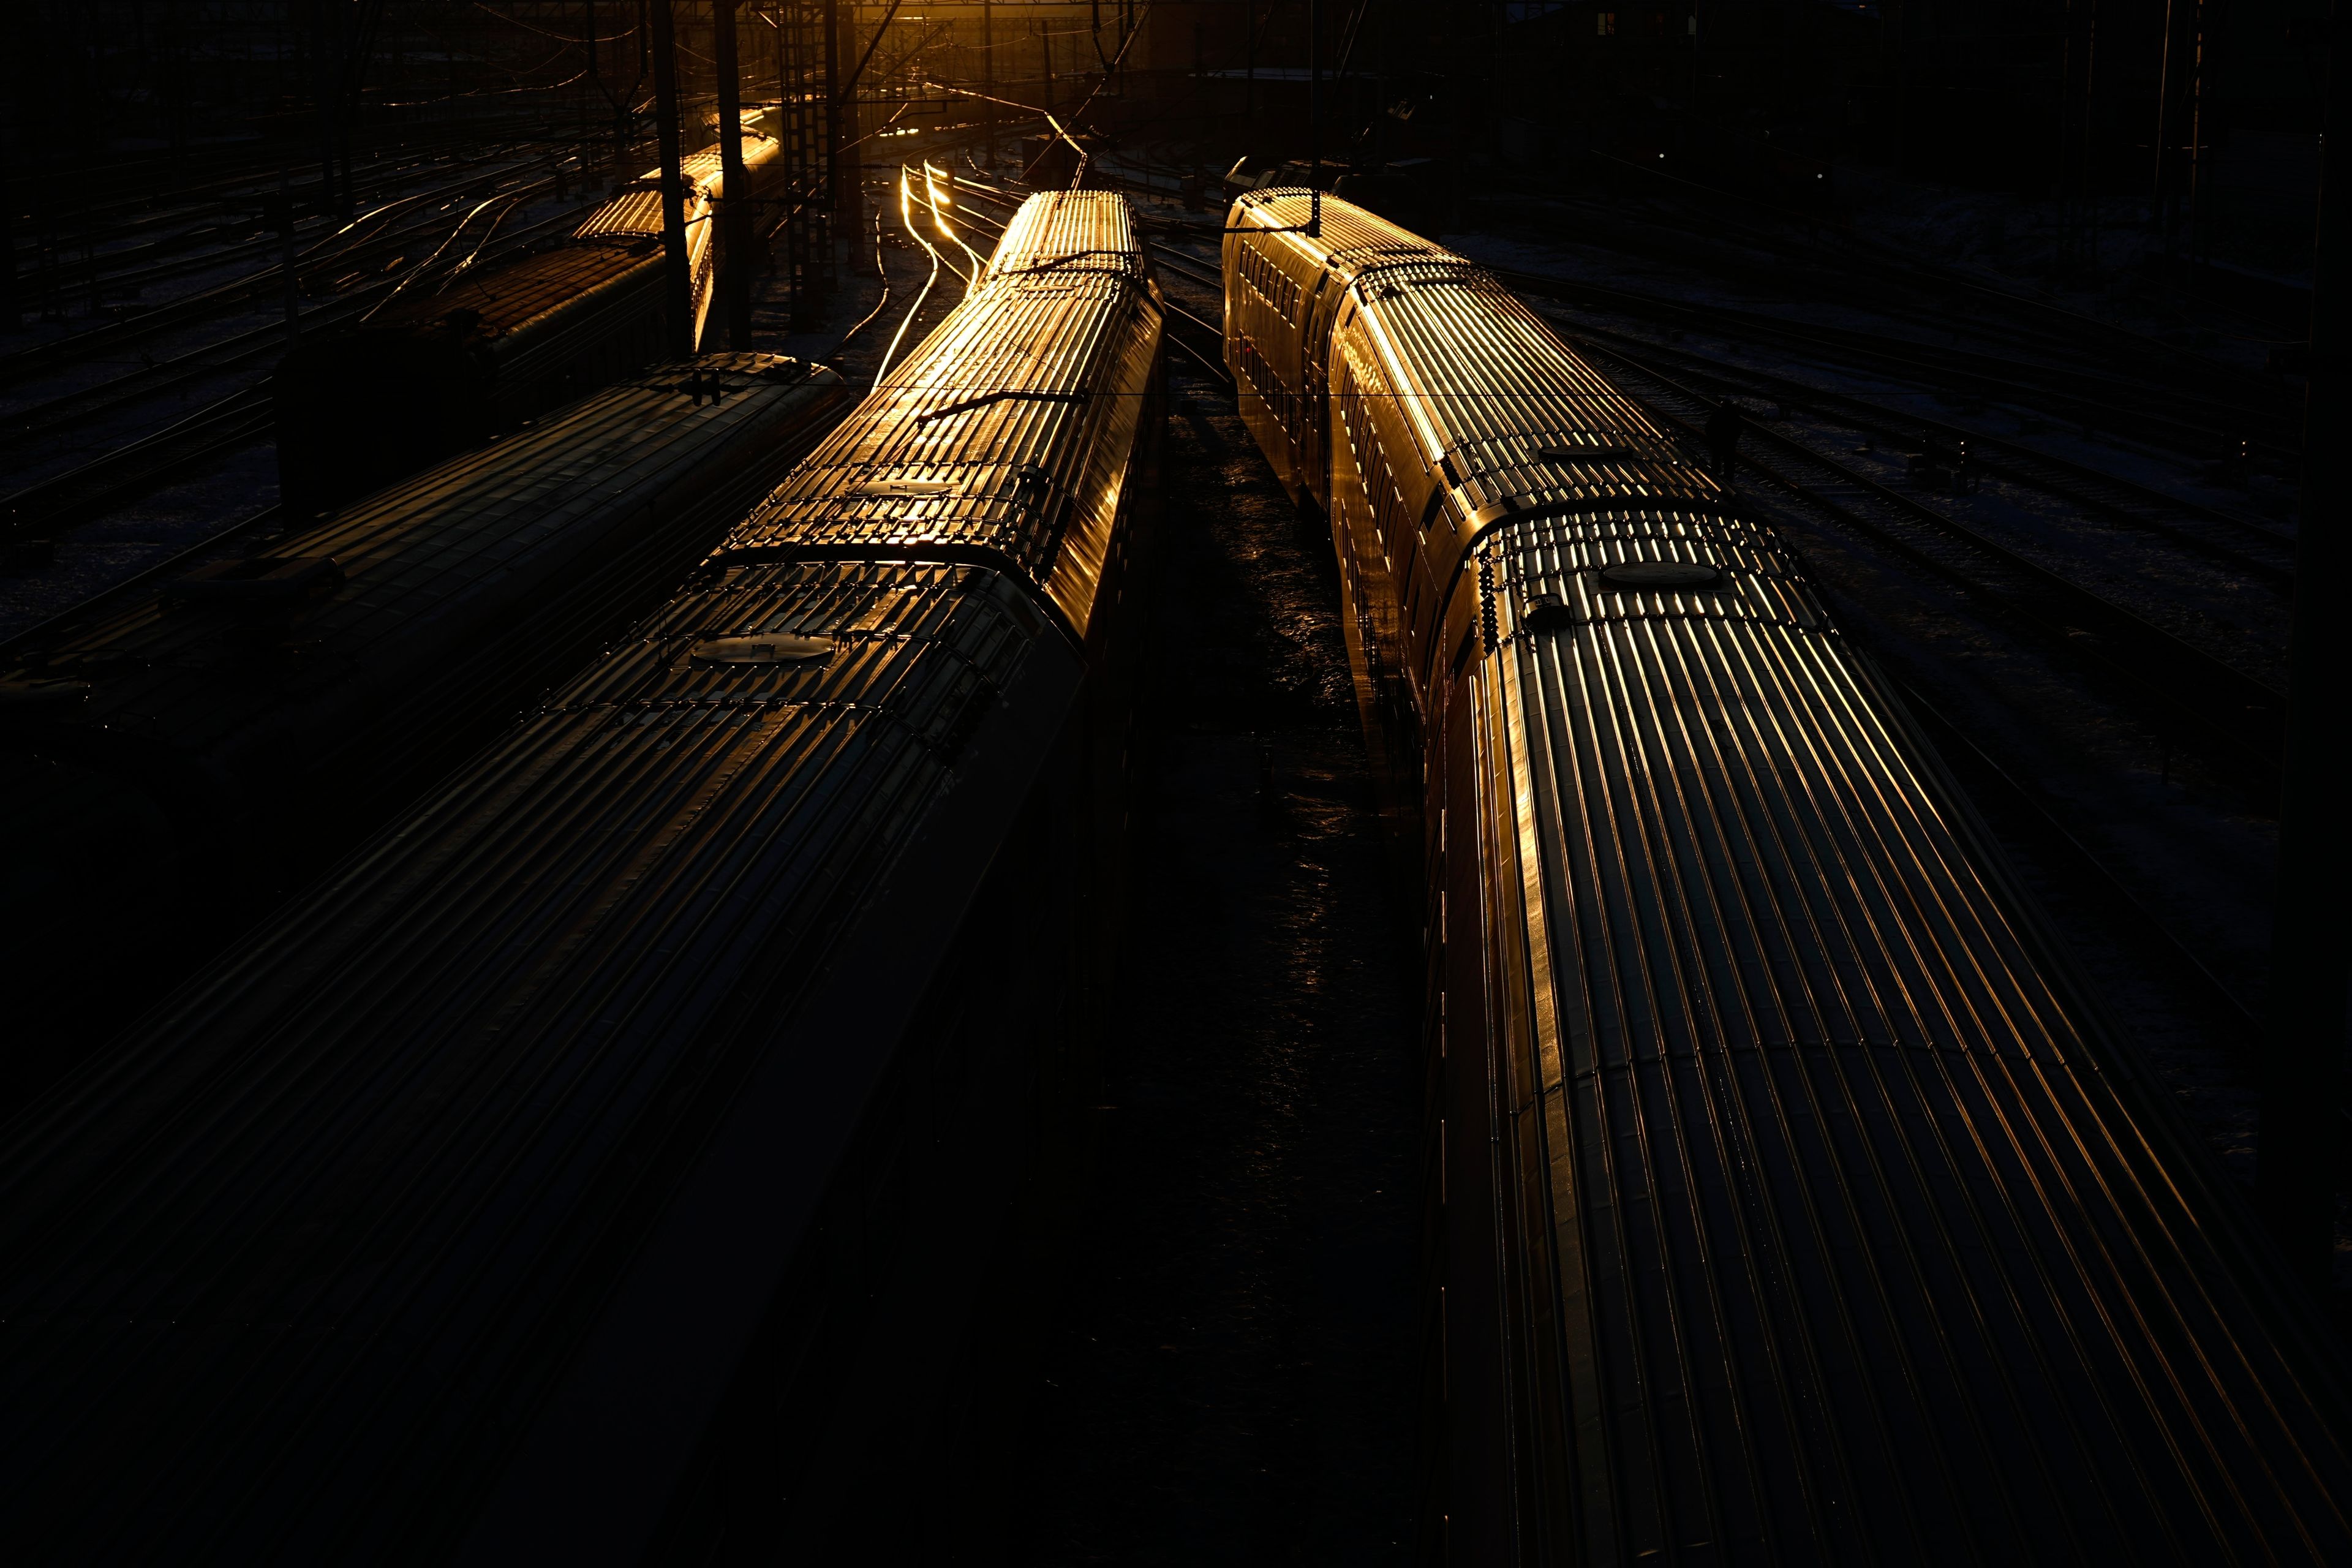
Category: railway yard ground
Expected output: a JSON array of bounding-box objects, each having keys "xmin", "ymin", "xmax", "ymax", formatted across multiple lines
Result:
[{"xmin": 4, "ymin": 12, "xmax": 2348, "ymax": 1553}]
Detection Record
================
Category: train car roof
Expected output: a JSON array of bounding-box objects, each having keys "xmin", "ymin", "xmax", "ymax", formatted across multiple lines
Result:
[
  {"xmin": 730, "ymin": 192, "xmax": 1162, "ymax": 639},
  {"xmin": 0, "ymin": 549, "xmax": 1069, "ymax": 1563},
  {"xmin": 1353, "ymin": 266, "xmax": 1717, "ymax": 534},
  {"xmin": 362, "ymin": 238, "xmax": 655, "ymax": 336},
  {"xmin": 6, "ymin": 353, "xmax": 837, "ymax": 698},
  {"xmin": 1243, "ymin": 193, "xmax": 1713, "ymax": 541},
  {"xmin": 982, "ymin": 187, "xmax": 1147, "ymax": 282},
  {"xmin": 1226, "ymin": 186, "xmax": 1465, "ymax": 281}
]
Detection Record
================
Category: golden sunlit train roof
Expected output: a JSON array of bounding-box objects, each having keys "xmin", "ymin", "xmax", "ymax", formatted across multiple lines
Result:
[
  {"xmin": 982, "ymin": 188, "xmax": 1146, "ymax": 281},
  {"xmin": 729, "ymin": 189, "xmax": 1162, "ymax": 639},
  {"xmin": 1226, "ymin": 187, "xmax": 1464, "ymax": 276}
]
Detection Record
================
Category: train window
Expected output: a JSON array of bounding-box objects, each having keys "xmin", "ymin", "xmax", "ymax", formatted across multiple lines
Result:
[
  {"xmin": 1240, "ymin": 243, "xmax": 1297, "ymax": 325},
  {"xmin": 1235, "ymin": 333, "xmax": 1291, "ymax": 439}
]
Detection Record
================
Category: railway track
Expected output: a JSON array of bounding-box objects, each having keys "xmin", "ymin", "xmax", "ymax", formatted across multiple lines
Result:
[
  {"xmin": 1009, "ymin": 179, "xmax": 2286, "ymax": 781},
  {"xmin": 1054, "ymin": 165, "xmax": 2293, "ymax": 466},
  {"xmin": 0, "ymin": 505, "xmax": 286, "ymax": 657},
  {"xmin": 1546, "ymin": 315, "xmax": 2297, "ymax": 590},
  {"xmin": 1594, "ymin": 344, "xmax": 2285, "ymax": 783},
  {"xmin": 9, "ymin": 114, "xmax": 559, "ymax": 278},
  {"xmin": 1009, "ymin": 168, "xmax": 2331, "ymax": 1145},
  {"xmin": 0, "ymin": 196, "xmax": 594, "ymax": 546},
  {"xmin": 3, "ymin": 151, "xmax": 585, "ymax": 390},
  {"xmin": 1476, "ymin": 186, "xmax": 2296, "ymax": 415},
  {"xmin": 5, "ymin": 159, "xmax": 600, "ymax": 455},
  {"xmin": 0, "ymin": 388, "xmax": 273, "ymax": 546},
  {"xmin": 5, "ymin": 285, "xmax": 393, "ymax": 458},
  {"xmin": 1495, "ymin": 265, "xmax": 2288, "ymax": 462},
  {"xmin": 11, "ymin": 141, "xmax": 516, "ymax": 309}
]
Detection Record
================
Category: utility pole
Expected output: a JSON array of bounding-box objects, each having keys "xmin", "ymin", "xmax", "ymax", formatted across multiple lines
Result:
[
  {"xmin": 2260, "ymin": 0, "xmax": 2352, "ymax": 1284},
  {"xmin": 1039, "ymin": 21, "xmax": 1054, "ymax": 118},
  {"xmin": 274, "ymin": 165, "xmax": 301, "ymax": 349},
  {"xmin": 651, "ymin": 0, "xmax": 697, "ymax": 357},
  {"xmin": 1308, "ymin": 0, "xmax": 1319, "ymax": 233},
  {"xmin": 0, "ymin": 165, "xmax": 16, "ymax": 333},
  {"xmin": 2155, "ymin": 0, "xmax": 2190, "ymax": 248},
  {"xmin": 2185, "ymin": 0, "xmax": 2209, "ymax": 281},
  {"xmin": 715, "ymin": 0, "xmax": 753, "ymax": 349},
  {"xmin": 1245, "ymin": 0, "xmax": 1256, "ymax": 153},
  {"xmin": 635, "ymin": 0, "xmax": 652, "ymax": 168},
  {"xmin": 983, "ymin": 0, "xmax": 993, "ymax": 168},
  {"xmin": 587, "ymin": 0, "xmax": 603, "ymax": 182},
  {"xmin": 314, "ymin": 0, "xmax": 344, "ymax": 217},
  {"xmin": 828, "ymin": 0, "xmax": 858, "ymax": 236}
]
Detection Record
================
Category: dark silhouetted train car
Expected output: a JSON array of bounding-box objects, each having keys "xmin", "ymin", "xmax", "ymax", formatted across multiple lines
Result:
[
  {"xmin": 1222, "ymin": 189, "xmax": 2352, "ymax": 1564},
  {"xmin": 273, "ymin": 127, "xmax": 779, "ymax": 518},
  {"xmin": 0, "ymin": 353, "xmax": 846, "ymax": 1107},
  {"xmin": 0, "ymin": 190, "xmax": 1162, "ymax": 1563}
]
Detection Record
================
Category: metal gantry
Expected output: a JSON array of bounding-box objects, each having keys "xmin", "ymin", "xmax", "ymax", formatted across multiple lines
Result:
[{"xmin": 769, "ymin": 0, "xmax": 837, "ymax": 326}]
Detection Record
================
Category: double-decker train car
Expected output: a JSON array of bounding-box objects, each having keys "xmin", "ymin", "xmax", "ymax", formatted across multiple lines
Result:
[
  {"xmin": 0, "ymin": 353, "xmax": 845, "ymax": 1113},
  {"xmin": 1222, "ymin": 190, "xmax": 2352, "ymax": 1563},
  {"xmin": 0, "ymin": 190, "xmax": 1162, "ymax": 1563},
  {"xmin": 273, "ymin": 125, "xmax": 780, "ymax": 518}
]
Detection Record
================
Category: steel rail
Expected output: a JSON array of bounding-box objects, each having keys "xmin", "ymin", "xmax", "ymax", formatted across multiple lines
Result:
[
  {"xmin": 3, "ymin": 290, "xmax": 388, "ymax": 457},
  {"xmin": 1, "ymin": 157, "xmax": 583, "ymax": 387},
  {"xmin": 0, "ymin": 202, "xmax": 592, "ymax": 546},
  {"xmin": 1557, "ymin": 312, "xmax": 2293, "ymax": 543},
  {"xmin": 0, "ymin": 506, "xmax": 286, "ymax": 661},
  {"xmin": 8, "ymin": 124, "xmax": 559, "ymax": 302},
  {"xmin": 919, "ymin": 162, "xmax": 987, "ymax": 287},
  {"xmin": 9, "ymin": 143, "xmax": 530, "ymax": 308},
  {"xmin": 873, "ymin": 166, "xmax": 944, "ymax": 386},
  {"xmin": 1559, "ymin": 151, "xmax": 2301, "ymax": 402},
  {"xmin": 1471, "ymin": 186, "xmax": 2297, "ymax": 423},
  {"xmin": 1593, "ymin": 342, "xmax": 2287, "ymax": 782},
  {"xmin": 0, "ymin": 388, "xmax": 274, "ymax": 547},
  {"xmin": 8, "ymin": 111, "xmax": 557, "ymax": 246},
  {"xmin": 1556, "ymin": 320, "xmax": 2299, "ymax": 591},
  {"xmin": 1, "ymin": 182, "xmax": 593, "ymax": 458},
  {"xmin": 1498, "ymin": 265, "xmax": 2288, "ymax": 461},
  {"xmin": 829, "ymin": 209, "xmax": 895, "ymax": 355}
]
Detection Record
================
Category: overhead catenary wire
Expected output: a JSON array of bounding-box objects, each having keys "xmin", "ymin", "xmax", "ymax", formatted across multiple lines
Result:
[{"xmin": 468, "ymin": 1, "xmax": 641, "ymax": 45}]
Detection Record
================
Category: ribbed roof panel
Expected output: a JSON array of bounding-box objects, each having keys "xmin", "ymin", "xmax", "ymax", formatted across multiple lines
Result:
[
  {"xmin": 1478, "ymin": 529, "xmax": 2352, "ymax": 1555},
  {"xmin": 0, "ymin": 560, "xmax": 1057, "ymax": 1563},
  {"xmin": 728, "ymin": 192, "xmax": 1161, "ymax": 638},
  {"xmin": 13, "ymin": 355, "xmax": 844, "ymax": 766},
  {"xmin": 1257, "ymin": 193, "xmax": 2352, "ymax": 1562},
  {"xmin": 982, "ymin": 188, "xmax": 1144, "ymax": 282}
]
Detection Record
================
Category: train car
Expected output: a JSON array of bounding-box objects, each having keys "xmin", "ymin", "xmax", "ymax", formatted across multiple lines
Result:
[
  {"xmin": 273, "ymin": 126, "xmax": 780, "ymax": 518},
  {"xmin": 0, "ymin": 190, "xmax": 1163, "ymax": 1563},
  {"xmin": 0, "ymin": 352, "xmax": 846, "ymax": 1110},
  {"xmin": 1221, "ymin": 190, "xmax": 2352, "ymax": 1563}
]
